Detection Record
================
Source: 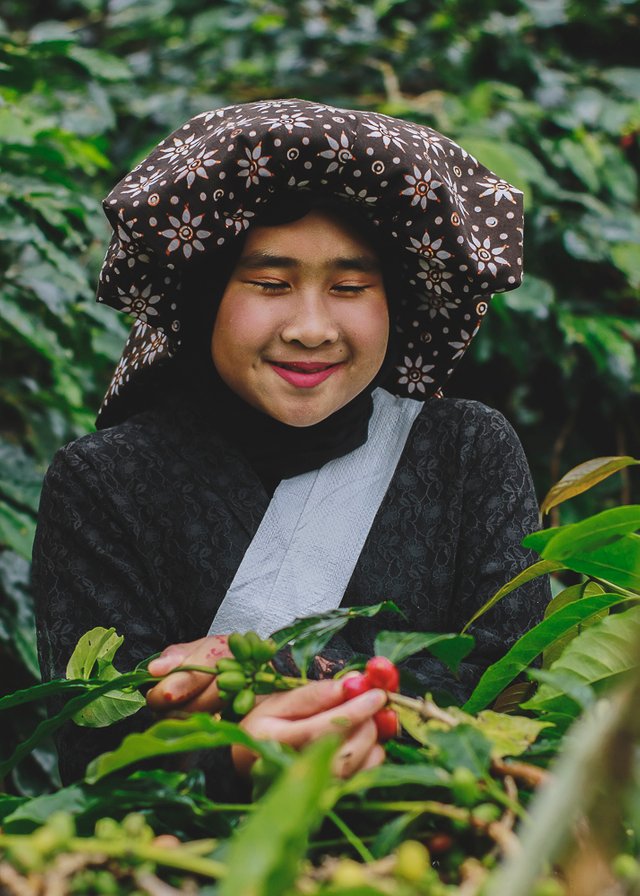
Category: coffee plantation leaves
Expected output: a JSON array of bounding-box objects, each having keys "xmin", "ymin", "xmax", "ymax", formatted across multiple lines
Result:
[
  {"xmin": 524, "ymin": 605, "xmax": 640, "ymax": 716},
  {"xmin": 85, "ymin": 715, "xmax": 280, "ymax": 783},
  {"xmin": 539, "ymin": 505, "xmax": 640, "ymax": 558},
  {"xmin": 272, "ymin": 601, "xmax": 401, "ymax": 673},
  {"xmin": 463, "ymin": 592, "xmax": 630, "ymax": 713},
  {"xmin": 461, "ymin": 560, "xmax": 564, "ymax": 634},
  {"xmin": 373, "ymin": 630, "xmax": 474, "ymax": 674},
  {"xmin": 219, "ymin": 736, "xmax": 339, "ymax": 896},
  {"xmin": 542, "ymin": 534, "xmax": 640, "ymax": 594},
  {"xmin": 540, "ymin": 457, "xmax": 640, "ymax": 516},
  {"xmin": 66, "ymin": 626, "xmax": 146, "ymax": 727}
]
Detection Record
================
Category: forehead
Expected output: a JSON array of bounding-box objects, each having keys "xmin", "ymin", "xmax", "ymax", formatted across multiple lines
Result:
[{"xmin": 238, "ymin": 208, "xmax": 380, "ymax": 264}]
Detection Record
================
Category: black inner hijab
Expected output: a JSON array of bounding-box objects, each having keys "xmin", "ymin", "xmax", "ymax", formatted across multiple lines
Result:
[{"xmin": 165, "ymin": 195, "xmax": 400, "ymax": 496}]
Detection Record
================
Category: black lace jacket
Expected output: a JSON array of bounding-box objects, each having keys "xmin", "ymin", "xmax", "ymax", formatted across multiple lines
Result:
[{"xmin": 32, "ymin": 394, "xmax": 549, "ymax": 789}]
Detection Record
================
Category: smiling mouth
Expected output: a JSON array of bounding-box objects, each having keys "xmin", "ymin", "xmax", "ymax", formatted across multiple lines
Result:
[{"xmin": 270, "ymin": 361, "xmax": 341, "ymax": 372}]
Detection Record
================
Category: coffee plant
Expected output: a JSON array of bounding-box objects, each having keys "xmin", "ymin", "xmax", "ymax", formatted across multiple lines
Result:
[{"xmin": 0, "ymin": 458, "xmax": 638, "ymax": 894}]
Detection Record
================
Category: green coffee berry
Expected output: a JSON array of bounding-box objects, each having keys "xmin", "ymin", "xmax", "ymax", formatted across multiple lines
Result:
[
  {"xmin": 95, "ymin": 817, "xmax": 123, "ymax": 841},
  {"xmin": 250, "ymin": 637, "xmax": 278, "ymax": 664},
  {"xmin": 531, "ymin": 876, "xmax": 565, "ymax": 896},
  {"xmin": 215, "ymin": 657, "xmax": 245, "ymax": 674},
  {"xmin": 233, "ymin": 688, "xmax": 256, "ymax": 715},
  {"xmin": 216, "ymin": 671, "xmax": 248, "ymax": 692},
  {"xmin": 331, "ymin": 858, "xmax": 368, "ymax": 887},
  {"xmin": 451, "ymin": 766, "xmax": 482, "ymax": 807},
  {"xmin": 472, "ymin": 802, "xmax": 502, "ymax": 825},
  {"xmin": 613, "ymin": 853, "xmax": 640, "ymax": 882},
  {"xmin": 229, "ymin": 632, "xmax": 253, "ymax": 663},
  {"xmin": 395, "ymin": 839, "xmax": 431, "ymax": 882}
]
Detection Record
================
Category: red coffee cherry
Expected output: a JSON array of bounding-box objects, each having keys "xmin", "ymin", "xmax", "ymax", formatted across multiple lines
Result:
[
  {"xmin": 374, "ymin": 707, "xmax": 399, "ymax": 742},
  {"xmin": 342, "ymin": 673, "xmax": 372, "ymax": 700},
  {"xmin": 365, "ymin": 656, "xmax": 400, "ymax": 692}
]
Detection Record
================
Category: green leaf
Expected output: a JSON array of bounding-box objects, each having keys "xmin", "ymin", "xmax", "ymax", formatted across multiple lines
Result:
[
  {"xmin": 522, "ymin": 528, "xmax": 562, "ymax": 553},
  {"xmin": 427, "ymin": 725, "xmax": 493, "ymax": 776},
  {"xmin": 0, "ymin": 671, "xmax": 149, "ymax": 779},
  {"xmin": 542, "ymin": 533, "xmax": 640, "ymax": 593},
  {"xmin": 540, "ymin": 457, "xmax": 640, "ymax": 515},
  {"xmin": 272, "ymin": 602, "xmax": 402, "ymax": 673},
  {"xmin": 85, "ymin": 715, "xmax": 272, "ymax": 782},
  {"xmin": 610, "ymin": 242, "xmax": 640, "ymax": 289},
  {"xmin": 461, "ymin": 560, "xmax": 563, "ymax": 634},
  {"xmin": 67, "ymin": 46, "xmax": 132, "ymax": 82},
  {"xmin": 542, "ymin": 582, "xmax": 605, "ymax": 667},
  {"xmin": 66, "ymin": 627, "xmax": 123, "ymax": 680},
  {"xmin": 0, "ymin": 678, "xmax": 97, "ymax": 712},
  {"xmin": 65, "ymin": 627, "xmax": 146, "ymax": 727},
  {"xmin": 463, "ymin": 592, "xmax": 629, "ymax": 713},
  {"xmin": 523, "ymin": 605, "xmax": 640, "ymax": 713},
  {"xmin": 219, "ymin": 737, "xmax": 339, "ymax": 896},
  {"xmin": 374, "ymin": 630, "xmax": 475, "ymax": 674},
  {"xmin": 0, "ymin": 502, "xmax": 35, "ymax": 560},
  {"xmin": 542, "ymin": 506, "xmax": 640, "ymax": 558},
  {"xmin": 2, "ymin": 785, "xmax": 87, "ymax": 832},
  {"xmin": 337, "ymin": 762, "xmax": 449, "ymax": 796},
  {"xmin": 470, "ymin": 710, "xmax": 552, "ymax": 759}
]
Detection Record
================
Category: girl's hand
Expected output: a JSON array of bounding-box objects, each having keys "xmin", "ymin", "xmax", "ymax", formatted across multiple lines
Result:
[
  {"xmin": 232, "ymin": 679, "xmax": 388, "ymax": 779},
  {"xmin": 146, "ymin": 635, "xmax": 233, "ymax": 713}
]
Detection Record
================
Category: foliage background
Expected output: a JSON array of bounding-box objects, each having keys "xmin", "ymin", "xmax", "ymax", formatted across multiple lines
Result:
[{"xmin": 0, "ymin": 0, "xmax": 638, "ymax": 792}]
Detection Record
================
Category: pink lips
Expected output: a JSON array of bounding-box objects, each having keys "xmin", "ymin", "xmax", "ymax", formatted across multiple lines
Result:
[{"xmin": 269, "ymin": 361, "xmax": 343, "ymax": 389}]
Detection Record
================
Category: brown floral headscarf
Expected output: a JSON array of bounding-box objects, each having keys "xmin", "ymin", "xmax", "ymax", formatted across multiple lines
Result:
[{"xmin": 95, "ymin": 98, "xmax": 524, "ymax": 428}]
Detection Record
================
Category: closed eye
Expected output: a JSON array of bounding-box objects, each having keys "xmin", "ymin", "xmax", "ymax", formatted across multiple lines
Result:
[{"xmin": 248, "ymin": 281, "xmax": 288, "ymax": 292}]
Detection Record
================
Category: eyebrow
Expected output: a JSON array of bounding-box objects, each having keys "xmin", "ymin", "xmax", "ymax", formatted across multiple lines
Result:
[{"xmin": 237, "ymin": 251, "xmax": 381, "ymax": 273}]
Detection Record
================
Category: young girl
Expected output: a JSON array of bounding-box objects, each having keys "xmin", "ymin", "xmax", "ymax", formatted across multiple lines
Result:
[{"xmin": 33, "ymin": 99, "xmax": 548, "ymax": 790}]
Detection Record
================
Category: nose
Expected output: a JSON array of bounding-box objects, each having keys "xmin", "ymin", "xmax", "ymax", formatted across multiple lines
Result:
[{"xmin": 280, "ymin": 290, "xmax": 340, "ymax": 348}]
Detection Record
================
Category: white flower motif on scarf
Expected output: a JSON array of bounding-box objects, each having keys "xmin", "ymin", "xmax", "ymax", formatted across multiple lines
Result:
[
  {"xmin": 417, "ymin": 288, "xmax": 461, "ymax": 319},
  {"xmin": 174, "ymin": 148, "xmax": 220, "ymax": 187},
  {"xmin": 441, "ymin": 171, "xmax": 469, "ymax": 217},
  {"xmin": 361, "ymin": 119, "xmax": 407, "ymax": 151},
  {"xmin": 159, "ymin": 206, "xmax": 212, "ymax": 258},
  {"xmin": 237, "ymin": 143, "xmax": 272, "ymax": 186},
  {"xmin": 224, "ymin": 208, "xmax": 256, "ymax": 234},
  {"xmin": 448, "ymin": 326, "xmax": 478, "ymax": 360},
  {"xmin": 116, "ymin": 283, "xmax": 162, "ymax": 322},
  {"xmin": 341, "ymin": 185, "xmax": 378, "ymax": 205},
  {"xmin": 417, "ymin": 258, "xmax": 454, "ymax": 296},
  {"xmin": 157, "ymin": 132, "xmax": 203, "ymax": 164},
  {"xmin": 401, "ymin": 165, "xmax": 442, "ymax": 210},
  {"xmin": 120, "ymin": 169, "xmax": 164, "ymax": 198},
  {"xmin": 478, "ymin": 177, "xmax": 519, "ymax": 204},
  {"xmin": 318, "ymin": 131, "xmax": 354, "ymax": 172},
  {"xmin": 109, "ymin": 355, "xmax": 130, "ymax": 397},
  {"xmin": 406, "ymin": 231, "xmax": 451, "ymax": 267},
  {"xmin": 420, "ymin": 131, "xmax": 445, "ymax": 157},
  {"xmin": 468, "ymin": 233, "xmax": 508, "ymax": 276},
  {"xmin": 263, "ymin": 112, "xmax": 312, "ymax": 132},
  {"xmin": 132, "ymin": 329, "xmax": 168, "ymax": 368},
  {"xmin": 397, "ymin": 355, "xmax": 434, "ymax": 394}
]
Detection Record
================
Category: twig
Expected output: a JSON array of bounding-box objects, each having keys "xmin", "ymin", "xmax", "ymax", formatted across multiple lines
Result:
[
  {"xmin": 0, "ymin": 862, "xmax": 36, "ymax": 896},
  {"xmin": 490, "ymin": 757, "xmax": 550, "ymax": 789},
  {"xmin": 389, "ymin": 692, "xmax": 458, "ymax": 726}
]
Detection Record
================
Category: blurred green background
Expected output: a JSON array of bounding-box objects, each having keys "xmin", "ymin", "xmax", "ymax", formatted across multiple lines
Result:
[{"xmin": 0, "ymin": 0, "xmax": 638, "ymax": 792}]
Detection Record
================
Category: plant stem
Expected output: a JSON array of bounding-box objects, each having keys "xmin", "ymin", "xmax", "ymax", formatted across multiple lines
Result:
[
  {"xmin": 388, "ymin": 692, "xmax": 459, "ymax": 726},
  {"xmin": 65, "ymin": 837, "xmax": 227, "ymax": 879},
  {"xmin": 327, "ymin": 810, "xmax": 376, "ymax": 863},
  {"xmin": 343, "ymin": 799, "xmax": 471, "ymax": 823}
]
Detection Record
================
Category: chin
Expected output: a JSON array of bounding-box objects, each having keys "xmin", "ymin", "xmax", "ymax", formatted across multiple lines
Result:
[{"xmin": 268, "ymin": 401, "xmax": 339, "ymax": 428}]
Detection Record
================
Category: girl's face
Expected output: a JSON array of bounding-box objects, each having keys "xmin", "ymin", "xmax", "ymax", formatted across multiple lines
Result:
[{"xmin": 211, "ymin": 209, "xmax": 390, "ymax": 427}]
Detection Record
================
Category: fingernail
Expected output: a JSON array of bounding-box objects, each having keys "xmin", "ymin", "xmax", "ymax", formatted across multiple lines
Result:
[{"xmin": 363, "ymin": 688, "xmax": 386, "ymax": 707}]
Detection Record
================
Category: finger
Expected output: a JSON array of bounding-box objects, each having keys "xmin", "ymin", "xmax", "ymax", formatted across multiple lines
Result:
[
  {"xmin": 247, "ymin": 679, "xmax": 348, "ymax": 721},
  {"xmin": 177, "ymin": 677, "xmax": 226, "ymax": 714},
  {"xmin": 146, "ymin": 636, "xmax": 232, "ymax": 710},
  {"xmin": 286, "ymin": 688, "xmax": 387, "ymax": 747},
  {"xmin": 147, "ymin": 643, "xmax": 192, "ymax": 676},
  {"xmin": 332, "ymin": 719, "xmax": 378, "ymax": 779},
  {"xmin": 359, "ymin": 743, "xmax": 386, "ymax": 772}
]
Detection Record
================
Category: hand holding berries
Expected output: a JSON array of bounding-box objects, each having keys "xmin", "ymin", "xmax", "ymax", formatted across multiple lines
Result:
[{"xmin": 341, "ymin": 656, "xmax": 400, "ymax": 744}]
